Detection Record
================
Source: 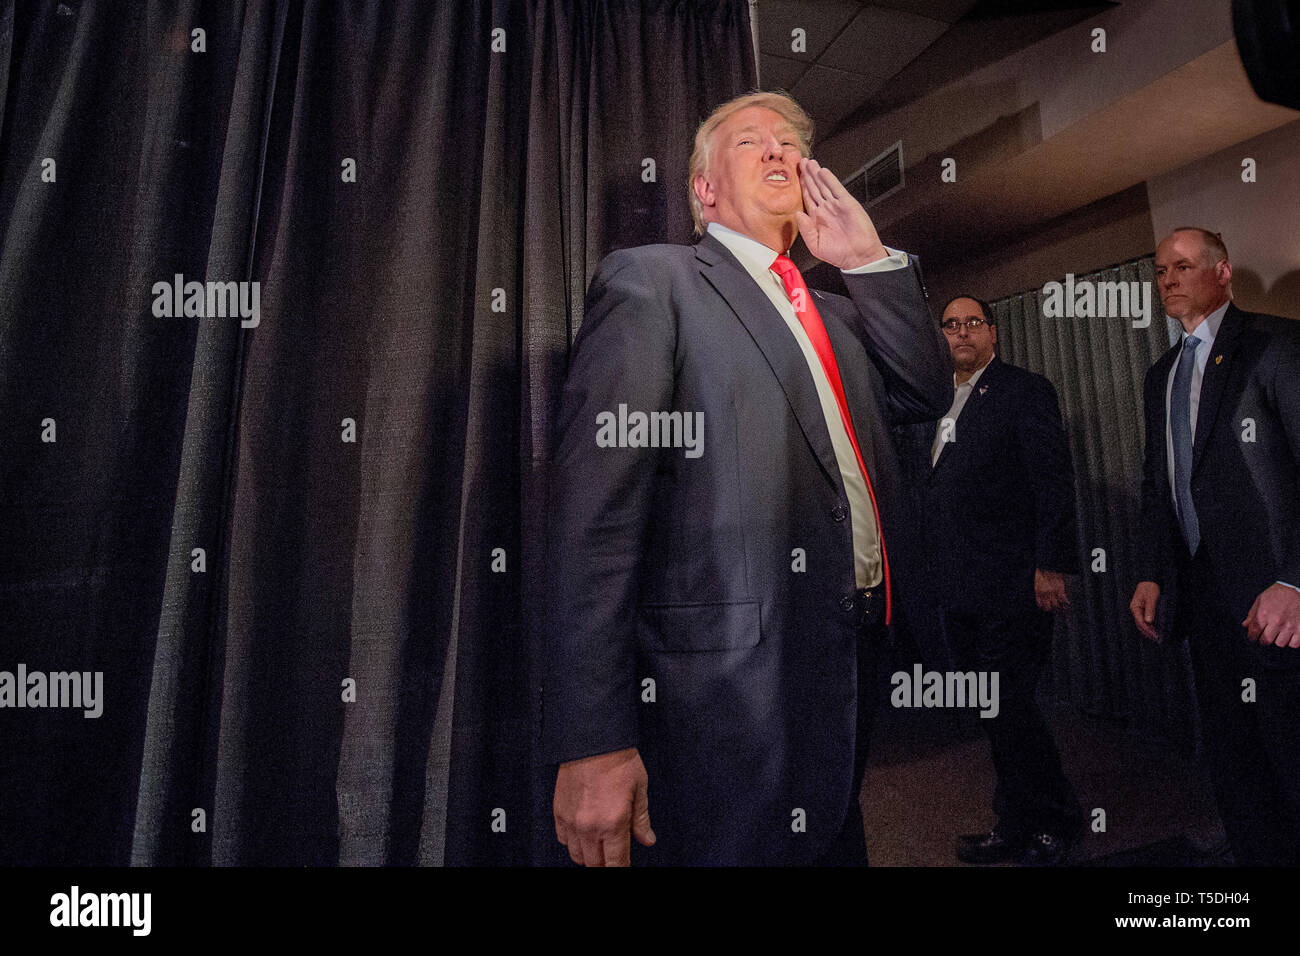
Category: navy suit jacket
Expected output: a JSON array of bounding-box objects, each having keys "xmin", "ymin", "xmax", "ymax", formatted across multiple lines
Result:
[
  {"xmin": 540, "ymin": 231, "xmax": 952, "ymax": 864},
  {"xmin": 916, "ymin": 355, "xmax": 1079, "ymax": 616},
  {"xmin": 1136, "ymin": 304, "xmax": 1300, "ymax": 668}
]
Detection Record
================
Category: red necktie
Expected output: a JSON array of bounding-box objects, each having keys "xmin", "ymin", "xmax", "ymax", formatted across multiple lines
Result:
[{"xmin": 770, "ymin": 253, "xmax": 892, "ymax": 625}]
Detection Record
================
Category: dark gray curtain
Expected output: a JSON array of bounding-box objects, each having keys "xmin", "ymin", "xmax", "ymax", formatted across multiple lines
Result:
[
  {"xmin": 0, "ymin": 0, "xmax": 755, "ymax": 866},
  {"xmin": 991, "ymin": 257, "xmax": 1195, "ymax": 749}
]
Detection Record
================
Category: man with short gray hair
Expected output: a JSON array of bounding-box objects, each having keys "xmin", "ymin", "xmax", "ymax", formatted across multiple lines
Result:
[{"xmin": 1131, "ymin": 227, "xmax": 1300, "ymax": 865}]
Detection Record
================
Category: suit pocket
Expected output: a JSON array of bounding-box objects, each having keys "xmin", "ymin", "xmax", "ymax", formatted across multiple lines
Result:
[{"xmin": 637, "ymin": 600, "xmax": 761, "ymax": 653}]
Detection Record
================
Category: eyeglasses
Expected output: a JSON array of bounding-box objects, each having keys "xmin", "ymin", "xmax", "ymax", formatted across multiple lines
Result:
[{"xmin": 940, "ymin": 317, "xmax": 992, "ymax": 334}]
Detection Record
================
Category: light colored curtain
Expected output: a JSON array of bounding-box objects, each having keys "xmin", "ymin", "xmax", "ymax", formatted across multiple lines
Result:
[{"xmin": 992, "ymin": 256, "xmax": 1195, "ymax": 750}]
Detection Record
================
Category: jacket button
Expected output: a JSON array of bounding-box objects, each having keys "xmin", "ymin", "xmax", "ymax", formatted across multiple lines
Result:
[
  {"xmin": 839, "ymin": 594, "xmax": 856, "ymax": 613},
  {"xmin": 831, "ymin": 505, "xmax": 848, "ymax": 522}
]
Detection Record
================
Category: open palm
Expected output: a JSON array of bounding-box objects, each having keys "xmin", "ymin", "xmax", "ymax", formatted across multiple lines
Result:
[{"xmin": 795, "ymin": 157, "xmax": 888, "ymax": 270}]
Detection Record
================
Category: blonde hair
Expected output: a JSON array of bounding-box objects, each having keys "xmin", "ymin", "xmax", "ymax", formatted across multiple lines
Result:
[{"xmin": 687, "ymin": 90, "xmax": 814, "ymax": 236}]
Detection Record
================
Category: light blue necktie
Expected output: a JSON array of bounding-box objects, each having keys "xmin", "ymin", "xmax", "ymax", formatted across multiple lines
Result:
[{"xmin": 1171, "ymin": 335, "xmax": 1201, "ymax": 553}]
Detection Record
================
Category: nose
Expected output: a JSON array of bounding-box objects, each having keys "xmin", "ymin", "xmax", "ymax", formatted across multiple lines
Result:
[{"xmin": 761, "ymin": 132, "xmax": 787, "ymax": 162}]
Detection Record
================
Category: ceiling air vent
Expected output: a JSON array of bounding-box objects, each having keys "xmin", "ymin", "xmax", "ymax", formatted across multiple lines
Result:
[{"xmin": 844, "ymin": 140, "xmax": 904, "ymax": 208}]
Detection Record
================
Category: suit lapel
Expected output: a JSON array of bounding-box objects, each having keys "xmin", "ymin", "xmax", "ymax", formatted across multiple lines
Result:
[
  {"xmin": 931, "ymin": 356, "xmax": 999, "ymax": 476},
  {"xmin": 1191, "ymin": 305, "xmax": 1247, "ymax": 474},
  {"xmin": 1151, "ymin": 345, "xmax": 1177, "ymax": 465},
  {"xmin": 694, "ymin": 233, "xmax": 842, "ymax": 491}
]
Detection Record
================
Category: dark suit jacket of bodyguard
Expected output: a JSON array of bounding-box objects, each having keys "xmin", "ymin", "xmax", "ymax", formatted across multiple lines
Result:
[
  {"xmin": 1136, "ymin": 303, "xmax": 1300, "ymax": 669},
  {"xmin": 540, "ymin": 230, "xmax": 953, "ymax": 865},
  {"xmin": 920, "ymin": 356, "xmax": 1079, "ymax": 616}
]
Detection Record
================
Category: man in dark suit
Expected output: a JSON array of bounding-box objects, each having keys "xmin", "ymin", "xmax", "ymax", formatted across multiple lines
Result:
[
  {"xmin": 540, "ymin": 91, "xmax": 952, "ymax": 866},
  {"xmin": 914, "ymin": 295, "xmax": 1083, "ymax": 866},
  {"xmin": 1130, "ymin": 227, "xmax": 1300, "ymax": 866}
]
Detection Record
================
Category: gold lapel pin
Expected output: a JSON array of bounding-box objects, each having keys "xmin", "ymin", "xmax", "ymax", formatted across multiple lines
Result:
[{"xmin": 1215, "ymin": 355, "xmax": 1223, "ymax": 365}]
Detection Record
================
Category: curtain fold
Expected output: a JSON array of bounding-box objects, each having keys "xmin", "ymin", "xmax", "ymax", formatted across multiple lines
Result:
[
  {"xmin": 0, "ymin": 0, "xmax": 756, "ymax": 866},
  {"xmin": 992, "ymin": 257, "xmax": 1196, "ymax": 749}
]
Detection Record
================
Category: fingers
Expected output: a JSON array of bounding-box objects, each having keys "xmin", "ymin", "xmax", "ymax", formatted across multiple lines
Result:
[
  {"xmin": 1260, "ymin": 619, "xmax": 1284, "ymax": 646},
  {"xmin": 557, "ymin": 816, "xmax": 586, "ymax": 865},
  {"xmin": 1242, "ymin": 595, "xmax": 1262, "ymax": 641},
  {"xmin": 555, "ymin": 800, "xmax": 629, "ymax": 867},
  {"xmin": 798, "ymin": 157, "xmax": 851, "ymax": 208},
  {"xmin": 578, "ymin": 832, "xmax": 607, "ymax": 867},
  {"xmin": 631, "ymin": 777, "xmax": 656, "ymax": 848},
  {"xmin": 602, "ymin": 831, "xmax": 631, "ymax": 867},
  {"xmin": 1130, "ymin": 595, "xmax": 1158, "ymax": 641},
  {"xmin": 1254, "ymin": 600, "xmax": 1289, "ymax": 646},
  {"xmin": 805, "ymin": 156, "xmax": 847, "ymax": 199},
  {"xmin": 555, "ymin": 810, "xmax": 585, "ymax": 865},
  {"xmin": 1036, "ymin": 584, "xmax": 1069, "ymax": 612},
  {"xmin": 1129, "ymin": 583, "xmax": 1160, "ymax": 640},
  {"xmin": 552, "ymin": 749, "xmax": 650, "ymax": 867},
  {"xmin": 798, "ymin": 158, "xmax": 828, "ymax": 208}
]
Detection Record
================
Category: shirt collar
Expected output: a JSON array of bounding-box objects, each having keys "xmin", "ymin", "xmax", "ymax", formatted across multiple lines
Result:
[
  {"xmin": 707, "ymin": 221, "xmax": 790, "ymax": 275},
  {"xmin": 958, "ymin": 355, "xmax": 995, "ymax": 389},
  {"xmin": 1183, "ymin": 299, "xmax": 1230, "ymax": 348}
]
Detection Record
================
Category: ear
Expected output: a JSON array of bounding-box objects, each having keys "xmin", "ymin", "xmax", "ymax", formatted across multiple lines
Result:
[
  {"xmin": 1216, "ymin": 259, "xmax": 1232, "ymax": 287},
  {"xmin": 693, "ymin": 173, "xmax": 715, "ymax": 213}
]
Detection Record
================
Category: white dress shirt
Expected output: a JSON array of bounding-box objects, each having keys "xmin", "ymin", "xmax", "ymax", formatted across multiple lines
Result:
[{"xmin": 707, "ymin": 221, "xmax": 908, "ymax": 588}]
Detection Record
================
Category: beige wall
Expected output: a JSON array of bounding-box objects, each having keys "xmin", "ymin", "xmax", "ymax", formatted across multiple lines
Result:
[
  {"xmin": 923, "ymin": 115, "xmax": 1300, "ymax": 320},
  {"xmin": 820, "ymin": 0, "xmax": 1234, "ymax": 211},
  {"xmin": 1147, "ymin": 119, "xmax": 1300, "ymax": 320},
  {"xmin": 925, "ymin": 184, "xmax": 1154, "ymax": 309}
]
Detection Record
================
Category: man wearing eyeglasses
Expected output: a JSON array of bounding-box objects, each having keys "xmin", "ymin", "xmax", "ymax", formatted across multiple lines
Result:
[{"xmin": 920, "ymin": 295, "xmax": 1083, "ymax": 866}]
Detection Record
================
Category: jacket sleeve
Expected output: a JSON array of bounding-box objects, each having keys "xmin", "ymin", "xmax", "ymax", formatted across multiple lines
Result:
[
  {"xmin": 839, "ymin": 256, "xmax": 953, "ymax": 425},
  {"xmin": 1135, "ymin": 361, "xmax": 1176, "ymax": 587},
  {"xmin": 539, "ymin": 249, "xmax": 674, "ymax": 766},
  {"xmin": 1019, "ymin": 374, "xmax": 1079, "ymax": 573},
  {"xmin": 1268, "ymin": 325, "xmax": 1300, "ymax": 587}
]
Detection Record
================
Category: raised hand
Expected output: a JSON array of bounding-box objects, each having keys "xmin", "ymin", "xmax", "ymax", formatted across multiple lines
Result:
[{"xmin": 795, "ymin": 157, "xmax": 889, "ymax": 270}]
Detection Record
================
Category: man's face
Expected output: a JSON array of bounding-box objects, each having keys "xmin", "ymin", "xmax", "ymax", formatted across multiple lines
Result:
[
  {"xmin": 1154, "ymin": 231, "xmax": 1231, "ymax": 322},
  {"xmin": 942, "ymin": 297, "xmax": 996, "ymax": 374},
  {"xmin": 694, "ymin": 105, "xmax": 804, "ymax": 242}
]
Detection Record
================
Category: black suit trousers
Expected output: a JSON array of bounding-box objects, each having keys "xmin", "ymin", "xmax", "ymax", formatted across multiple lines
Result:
[
  {"xmin": 1180, "ymin": 547, "xmax": 1300, "ymax": 865},
  {"xmin": 940, "ymin": 607, "xmax": 1082, "ymax": 837}
]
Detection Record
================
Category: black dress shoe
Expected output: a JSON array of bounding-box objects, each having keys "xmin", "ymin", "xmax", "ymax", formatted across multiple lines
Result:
[
  {"xmin": 1019, "ymin": 831, "xmax": 1072, "ymax": 867},
  {"xmin": 956, "ymin": 830, "xmax": 1027, "ymax": 865}
]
